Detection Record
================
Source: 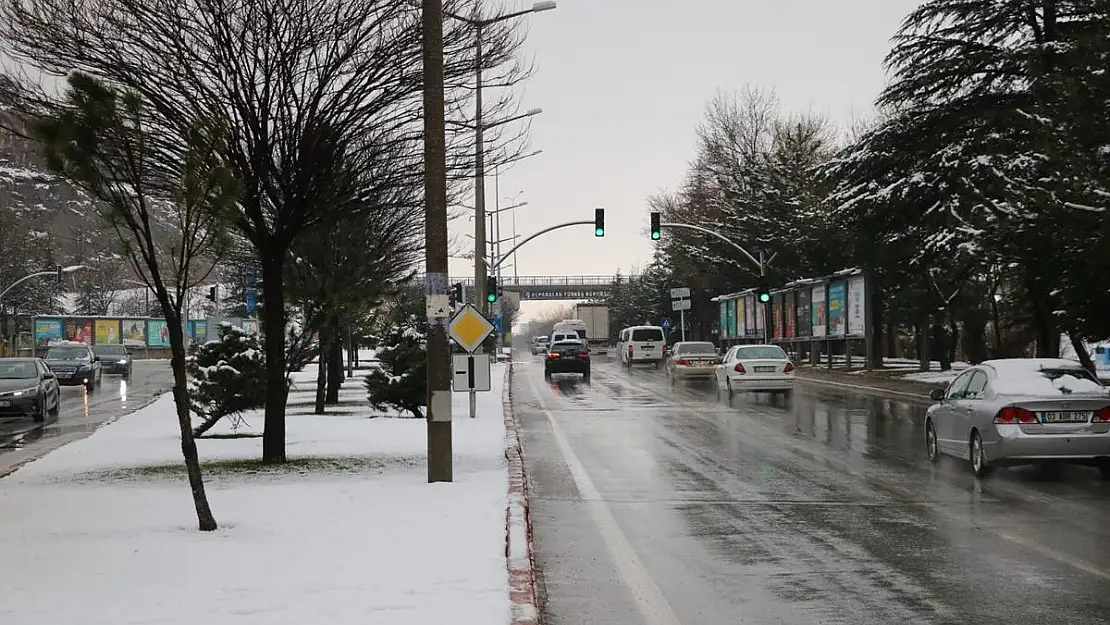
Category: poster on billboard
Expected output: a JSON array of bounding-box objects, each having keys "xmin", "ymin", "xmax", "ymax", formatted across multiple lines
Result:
[
  {"xmin": 147, "ymin": 319, "xmax": 170, "ymax": 347},
  {"xmin": 771, "ymin": 295, "xmax": 781, "ymax": 339},
  {"xmin": 34, "ymin": 318, "xmax": 63, "ymax": 346},
  {"xmin": 811, "ymin": 285, "xmax": 827, "ymax": 337},
  {"xmin": 64, "ymin": 318, "xmax": 93, "ymax": 344},
  {"xmin": 121, "ymin": 320, "xmax": 147, "ymax": 346},
  {"xmin": 828, "ymin": 281, "xmax": 847, "ymax": 336},
  {"xmin": 94, "ymin": 319, "xmax": 121, "ymax": 344},
  {"xmin": 719, "ymin": 301, "xmax": 728, "ymax": 338},
  {"xmin": 796, "ymin": 288, "xmax": 811, "ymax": 337},
  {"xmin": 847, "ymin": 275, "xmax": 866, "ymax": 336},
  {"xmin": 188, "ymin": 319, "xmax": 208, "ymax": 342},
  {"xmin": 785, "ymin": 291, "xmax": 795, "ymax": 338},
  {"xmin": 737, "ymin": 297, "xmax": 747, "ymax": 336},
  {"xmin": 744, "ymin": 296, "xmax": 755, "ymax": 334},
  {"xmin": 729, "ymin": 299, "xmax": 738, "ymax": 337},
  {"xmin": 242, "ymin": 319, "xmax": 259, "ymax": 335},
  {"xmin": 755, "ymin": 299, "xmax": 764, "ymax": 331}
]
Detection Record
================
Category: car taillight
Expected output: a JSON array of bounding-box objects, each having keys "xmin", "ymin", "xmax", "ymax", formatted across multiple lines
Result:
[
  {"xmin": 627, "ymin": 345, "xmax": 633, "ymax": 354},
  {"xmin": 783, "ymin": 363, "xmax": 794, "ymax": 373},
  {"xmin": 676, "ymin": 358, "xmax": 690, "ymax": 366},
  {"xmin": 1094, "ymin": 407, "xmax": 1110, "ymax": 423},
  {"xmin": 734, "ymin": 363, "xmax": 746, "ymax": 373},
  {"xmin": 547, "ymin": 352, "xmax": 559, "ymax": 359},
  {"xmin": 578, "ymin": 352, "xmax": 589, "ymax": 359},
  {"xmin": 994, "ymin": 406, "xmax": 1038, "ymax": 424}
]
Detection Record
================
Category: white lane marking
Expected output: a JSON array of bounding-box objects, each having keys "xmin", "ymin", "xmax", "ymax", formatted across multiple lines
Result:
[{"xmin": 525, "ymin": 372, "xmax": 686, "ymax": 625}]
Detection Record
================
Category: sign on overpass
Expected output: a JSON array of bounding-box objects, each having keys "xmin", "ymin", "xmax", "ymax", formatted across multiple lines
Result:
[{"xmin": 410, "ymin": 275, "xmax": 638, "ymax": 301}]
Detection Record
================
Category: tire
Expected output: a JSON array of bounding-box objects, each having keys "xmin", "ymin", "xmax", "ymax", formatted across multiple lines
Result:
[
  {"xmin": 122, "ymin": 366, "xmax": 131, "ymax": 380},
  {"xmin": 544, "ymin": 370, "xmax": 552, "ymax": 381},
  {"xmin": 726, "ymin": 378, "xmax": 734, "ymax": 397},
  {"xmin": 33, "ymin": 396, "xmax": 46, "ymax": 423},
  {"xmin": 48, "ymin": 390, "xmax": 60, "ymax": 417},
  {"xmin": 970, "ymin": 431, "xmax": 994, "ymax": 478},
  {"xmin": 654, "ymin": 360, "xmax": 662, "ymax": 369},
  {"xmin": 583, "ymin": 371, "xmax": 591, "ymax": 384},
  {"xmin": 925, "ymin": 419, "xmax": 940, "ymax": 464},
  {"xmin": 86, "ymin": 378, "xmax": 95, "ymax": 393}
]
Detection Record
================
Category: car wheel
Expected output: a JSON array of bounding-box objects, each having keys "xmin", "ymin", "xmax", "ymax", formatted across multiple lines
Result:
[
  {"xmin": 33, "ymin": 396, "xmax": 46, "ymax": 423},
  {"xmin": 925, "ymin": 419, "xmax": 940, "ymax": 464},
  {"xmin": 970, "ymin": 431, "xmax": 993, "ymax": 478},
  {"xmin": 544, "ymin": 370, "xmax": 552, "ymax": 381},
  {"xmin": 48, "ymin": 390, "xmax": 60, "ymax": 417},
  {"xmin": 726, "ymin": 378, "xmax": 734, "ymax": 397},
  {"xmin": 583, "ymin": 371, "xmax": 591, "ymax": 384},
  {"xmin": 122, "ymin": 366, "xmax": 131, "ymax": 380},
  {"xmin": 86, "ymin": 377, "xmax": 95, "ymax": 393}
]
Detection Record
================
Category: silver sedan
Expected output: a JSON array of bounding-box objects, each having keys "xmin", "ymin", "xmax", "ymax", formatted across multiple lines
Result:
[
  {"xmin": 924, "ymin": 358, "xmax": 1110, "ymax": 479},
  {"xmin": 666, "ymin": 342, "xmax": 721, "ymax": 383}
]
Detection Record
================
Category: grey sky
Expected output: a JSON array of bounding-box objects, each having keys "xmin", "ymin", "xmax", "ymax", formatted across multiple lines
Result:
[{"xmin": 443, "ymin": 0, "xmax": 924, "ymax": 321}]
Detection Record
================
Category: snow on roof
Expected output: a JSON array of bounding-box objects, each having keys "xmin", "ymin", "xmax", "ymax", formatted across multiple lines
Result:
[
  {"xmin": 982, "ymin": 358, "xmax": 1086, "ymax": 371},
  {"xmin": 983, "ymin": 358, "xmax": 1106, "ymax": 396},
  {"xmin": 712, "ymin": 267, "xmax": 864, "ymax": 301}
]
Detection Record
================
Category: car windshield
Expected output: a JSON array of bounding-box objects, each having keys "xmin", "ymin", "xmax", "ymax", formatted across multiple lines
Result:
[
  {"xmin": 736, "ymin": 346, "xmax": 787, "ymax": 360},
  {"xmin": 0, "ymin": 361, "xmax": 37, "ymax": 379},
  {"xmin": 675, "ymin": 342, "xmax": 715, "ymax": 355},
  {"xmin": 551, "ymin": 342, "xmax": 585, "ymax": 353},
  {"xmin": 93, "ymin": 345, "xmax": 127, "ymax": 356},
  {"xmin": 631, "ymin": 328, "xmax": 664, "ymax": 342},
  {"xmin": 46, "ymin": 347, "xmax": 89, "ymax": 360},
  {"xmin": 993, "ymin": 366, "xmax": 1104, "ymax": 396}
]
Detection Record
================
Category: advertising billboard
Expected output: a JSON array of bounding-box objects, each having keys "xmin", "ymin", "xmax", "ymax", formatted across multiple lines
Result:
[
  {"xmin": 64, "ymin": 318, "xmax": 93, "ymax": 344},
  {"xmin": 719, "ymin": 300, "xmax": 728, "ymax": 338},
  {"xmin": 847, "ymin": 275, "xmax": 866, "ymax": 336},
  {"xmin": 795, "ymin": 288, "xmax": 811, "ymax": 337},
  {"xmin": 34, "ymin": 318, "xmax": 63, "ymax": 347},
  {"xmin": 148, "ymin": 319, "xmax": 170, "ymax": 347},
  {"xmin": 784, "ymin": 291, "xmax": 795, "ymax": 339},
  {"xmin": 828, "ymin": 280, "xmax": 846, "ymax": 337},
  {"xmin": 811, "ymin": 284, "xmax": 827, "ymax": 337},
  {"xmin": 95, "ymin": 319, "xmax": 121, "ymax": 344},
  {"xmin": 121, "ymin": 319, "xmax": 147, "ymax": 346}
]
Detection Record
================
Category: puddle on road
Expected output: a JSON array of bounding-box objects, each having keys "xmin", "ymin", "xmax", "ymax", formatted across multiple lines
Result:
[{"xmin": 0, "ymin": 421, "xmax": 97, "ymax": 451}]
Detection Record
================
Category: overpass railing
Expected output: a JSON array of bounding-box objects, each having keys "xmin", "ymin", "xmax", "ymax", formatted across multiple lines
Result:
[{"xmin": 410, "ymin": 275, "xmax": 634, "ymax": 287}]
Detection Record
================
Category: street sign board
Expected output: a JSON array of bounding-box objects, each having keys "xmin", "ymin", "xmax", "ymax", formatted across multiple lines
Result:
[
  {"xmin": 671, "ymin": 298, "xmax": 691, "ymax": 311},
  {"xmin": 670, "ymin": 287, "xmax": 690, "ymax": 299},
  {"xmin": 671, "ymin": 285, "xmax": 691, "ymax": 311},
  {"xmin": 452, "ymin": 353, "xmax": 492, "ymax": 391},
  {"xmin": 492, "ymin": 315, "xmax": 503, "ymax": 333},
  {"xmin": 661, "ymin": 317, "xmax": 672, "ymax": 329},
  {"xmin": 448, "ymin": 304, "xmax": 495, "ymax": 353}
]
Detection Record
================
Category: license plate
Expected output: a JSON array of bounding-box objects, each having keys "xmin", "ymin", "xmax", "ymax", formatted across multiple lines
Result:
[
  {"xmin": 1040, "ymin": 411, "xmax": 1091, "ymax": 423},
  {"xmin": 754, "ymin": 366, "xmax": 775, "ymax": 373},
  {"xmin": 0, "ymin": 400, "xmax": 9, "ymax": 407},
  {"xmin": 561, "ymin": 353, "xmax": 575, "ymax": 359},
  {"xmin": 642, "ymin": 345, "xmax": 654, "ymax": 350}
]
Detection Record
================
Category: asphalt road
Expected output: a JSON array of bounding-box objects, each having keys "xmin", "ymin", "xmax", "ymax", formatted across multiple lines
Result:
[
  {"xmin": 0, "ymin": 359, "xmax": 172, "ymax": 475},
  {"xmin": 514, "ymin": 353, "xmax": 1110, "ymax": 625}
]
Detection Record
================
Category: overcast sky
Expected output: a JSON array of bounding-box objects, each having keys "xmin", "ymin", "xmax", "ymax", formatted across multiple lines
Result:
[{"xmin": 443, "ymin": 0, "xmax": 925, "ymax": 321}]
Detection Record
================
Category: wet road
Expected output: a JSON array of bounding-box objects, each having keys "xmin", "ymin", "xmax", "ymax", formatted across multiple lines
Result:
[
  {"xmin": 514, "ymin": 354, "xmax": 1110, "ymax": 625},
  {"xmin": 0, "ymin": 360, "xmax": 172, "ymax": 475}
]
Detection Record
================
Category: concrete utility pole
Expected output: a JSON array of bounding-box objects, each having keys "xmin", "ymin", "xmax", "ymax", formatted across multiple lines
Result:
[{"xmin": 423, "ymin": 0, "xmax": 453, "ymax": 483}]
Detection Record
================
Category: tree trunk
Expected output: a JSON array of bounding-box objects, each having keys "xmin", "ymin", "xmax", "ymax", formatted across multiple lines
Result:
[
  {"xmin": 326, "ymin": 324, "xmax": 343, "ymax": 404},
  {"xmin": 961, "ymin": 310, "xmax": 989, "ymax": 364},
  {"xmin": 931, "ymin": 311, "xmax": 951, "ymax": 371},
  {"xmin": 947, "ymin": 318, "xmax": 959, "ymax": 365},
  {"xmin": 916, "ymin": 317, "xmax": 930, "ymax": 371},
  {"xmin": 164, "ymin": 304, "xmax": 218, "ymax": 531},
  {"xmin": 1025, "ymin": 274, "xmax": 1059, "ymax": 358},
  {"xmin": 346, "ymin": 327, "xmax": 354, "ymax": 378},
  {"xmin": 1068, "ymin": 331, "xmax": 1095, "ymax": 374},
  {"xmin": 314, "ymin": 336, "xmax": 327, "ymax": 415},
  {"xmin": 260, "ymin": 251, "xmax": 289, "ymax": 464},
  {"xmin": 867, "ymin": 285, "xmax": 884, "ymax": 370}
]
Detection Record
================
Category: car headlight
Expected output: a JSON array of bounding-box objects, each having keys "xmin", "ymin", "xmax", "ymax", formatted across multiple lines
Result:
[
  {"xmin": 11, "ymin": 387, "xmax": 39, "ymax": 397},
  {"xmin": 118, "ymin": 359, "xmax": 128, "ymax": 364}
]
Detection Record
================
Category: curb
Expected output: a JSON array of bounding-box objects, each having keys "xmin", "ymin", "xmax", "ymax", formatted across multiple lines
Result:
[{"xmin": 503, "ymin": 361, "xmax": 540, "ymax": 625}]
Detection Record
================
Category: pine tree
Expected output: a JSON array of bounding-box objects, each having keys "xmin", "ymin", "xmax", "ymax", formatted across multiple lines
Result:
[
  {"xmin": 365, "ymin": 311, "xmax": 426, "ymax": 419},
  {"xmin": 187, "ymin": 322, "xmax": 269, "ymax": 436}
]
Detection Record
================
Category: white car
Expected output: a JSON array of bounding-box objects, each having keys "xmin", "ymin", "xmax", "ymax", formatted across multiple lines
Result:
[
  {"xmin": 666, "ymin": 341, "xmax": 720, "ymax": 383},
  {"xmin": 715, "ymin": 344, "xmax": 795, "ymax": 397}
]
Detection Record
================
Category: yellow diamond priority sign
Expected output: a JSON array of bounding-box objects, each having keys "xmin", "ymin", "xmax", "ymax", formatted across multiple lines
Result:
[{"xmin": 449, "ymin": 304, "xmax": 495, "ymax": 353}]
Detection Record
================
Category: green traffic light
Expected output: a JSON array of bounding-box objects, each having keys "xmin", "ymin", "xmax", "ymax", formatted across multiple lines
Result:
[
  {"xmin": 487, "ymin": 292, "xmax": 496, "ymax": 303},
  {"xmin": 651, "ymin": 231, "xmax": 660, "ymax": 240},
  {"xmin": 595, "ymin": 227, "xmax": 604, "ymax": 237},
  {"xmin": 759, "ymin": 293, "xmax": 770, "ymax": 303}
]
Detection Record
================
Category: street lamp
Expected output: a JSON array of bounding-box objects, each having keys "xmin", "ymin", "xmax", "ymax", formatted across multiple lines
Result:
[
  {"xmin": 0, "ymin": 265, "xmax": 87, "ymax": 303},
  {"xmin": 441, "ymin": 1, "xmax": 556, "ymax": 316}
]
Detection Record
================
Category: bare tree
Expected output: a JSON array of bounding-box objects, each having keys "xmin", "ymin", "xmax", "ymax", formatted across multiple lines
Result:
[
  {"xmin": 0, "ymin": 0, "xmax": 533, "ymax": 463},
  {"xmin": 32, "ymin": 72, "xmax": 238, "ymax": 531}
]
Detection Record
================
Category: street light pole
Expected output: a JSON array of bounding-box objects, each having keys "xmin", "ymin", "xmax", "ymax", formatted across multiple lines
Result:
[{"xmin": 423, "ymin": 0, "xmax": 453, "ymax": 483}]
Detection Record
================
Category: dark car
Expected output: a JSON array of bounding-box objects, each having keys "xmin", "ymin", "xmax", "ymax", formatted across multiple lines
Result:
[
  {"xmin": 93, "ymin": 344, "xmax": 133, "ymax": 378},
  {"xmin": 0, "ymin": 358, "xmax": 60, "ymax": 422},
  {"xmin": 544, "ymin": 339, "xmax": 591, "ymax": 382},
  {"xmin": 43, "ymin": 342, "xmax": 103, "ymax": 392}
]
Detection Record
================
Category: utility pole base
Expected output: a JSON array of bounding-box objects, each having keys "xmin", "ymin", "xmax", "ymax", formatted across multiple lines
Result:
[
  {"xmin": 427, "ymin": 420, "xmax": 453, "ymax": 482},
  {"xmin": 469, "ymin": 390, "xmax": 477, "ymax": 418}
]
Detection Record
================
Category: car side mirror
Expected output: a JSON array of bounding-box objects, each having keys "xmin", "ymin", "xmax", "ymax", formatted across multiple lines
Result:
[
  {"xmin": 93, "ymin": 356, "xmax": 101, "ymax": 362},
  {"xmin": 127, "ymin": 350, "xmax": 134, "ymax": 355},
  {"xmin": 43, "ymin": 371, "xmax": 55, "ymax": 379},
  {"xmin": 929, "ymin": 388, "xmax": 946, "ymax": 401}
]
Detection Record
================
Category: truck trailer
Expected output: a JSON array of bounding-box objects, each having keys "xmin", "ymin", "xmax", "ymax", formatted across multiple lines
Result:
[{"xmin": 574, "ymin": 302, "xmax": 610, "ymax": 355}]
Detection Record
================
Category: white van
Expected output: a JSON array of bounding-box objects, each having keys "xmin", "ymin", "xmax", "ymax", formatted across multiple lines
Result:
[
  {"xmin": 551, "ymin": 320, "xmax": 588, "ymax": 345},
  {"xmin": 617, "ymin": 325, "xmax": 666, "ymax": 368}
]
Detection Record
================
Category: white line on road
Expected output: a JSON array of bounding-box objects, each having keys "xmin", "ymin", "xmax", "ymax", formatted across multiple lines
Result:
[{"xmin": 525, "ymin": 372, "xmax": 687, "ymax": 625}]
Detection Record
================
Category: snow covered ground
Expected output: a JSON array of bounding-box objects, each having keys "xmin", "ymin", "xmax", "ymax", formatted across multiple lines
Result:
[{"xmin": 0, "ymin": 365, "xmax": 510, "ymax": 625}]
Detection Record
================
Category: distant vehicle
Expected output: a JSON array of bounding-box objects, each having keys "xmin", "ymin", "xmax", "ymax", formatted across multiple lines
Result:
[
  {"xmin": 544, "ymin": 339, "xmax": 591, "ymax": 383},
  {"xmin": 924, "ymin": 358, "xmax": 1110, "ymax": 479},
  {"xmin": 93, "ymin": 344, "xmax": 134, "ymax": 379},
  {"xmin": 531, "ymin": 335, "xmax": 550, "ymax": 355},
  {"xmin": 43, "ymin": 341, "xmax": 103, "ymax": 392},
  {"xmin": 617, "ymin": 325, "xmax": 666, "ymax": 368},
  {"xmin": 573, "ymin": 303, "xmax": 610, "ymax": 355},
  {"xmin": 666, "ymin": 341, "xmax": 721, "ymax": 384},
  {"xmin": 0, "ymin": 357, "xmax": 61, "ymax": 422},
  {"xmin": 714, "ymin": 344, "xmax": 795, "ymax": 397},
  {"xmin": 551, "ymin": 320, "xmax": 588, "ymax": 346}
]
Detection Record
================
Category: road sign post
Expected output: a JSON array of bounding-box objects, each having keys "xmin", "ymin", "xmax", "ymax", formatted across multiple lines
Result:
[
  {"xmin": 448, "ymin": 304, "xmax": 496, "ymax": 418},
  {"xmin": 670, "ymin": 287, "xmax": 690, "ymax": 342}
]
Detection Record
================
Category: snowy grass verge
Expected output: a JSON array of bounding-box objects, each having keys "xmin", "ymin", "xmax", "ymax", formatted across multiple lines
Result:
[{"xmin": 0, "ymin": 364, "xmax": 510, "ymax": 625}]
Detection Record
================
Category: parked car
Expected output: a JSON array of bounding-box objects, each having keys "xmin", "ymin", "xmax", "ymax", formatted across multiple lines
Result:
[
  {"xmin": 714, "ymin": 344, "xmax": 795, "ymax": 397},
  {"xmin": 544, "ymin": 339, "xmax": 591, "ymax": 383},
  {"xmin": 43, "ymin": 341, "xmax": 103, "ymax": 392},
  {"xmin": 666, "ymin": 341, "xmax": 720, "ymax": 384},
  {"xmin": 93, "ymin": 344, "xmax": 134, "ymax": 378},
  {"xmin": 924, "ymin": 358, "xmax": 1110, "ymax": 479},
  {"xmin": 531, "ymin": 335, "xmax": 550, "ymax": 355},
  {"xmin": 0, "ymin": 357, "xmax": 61, "ymax": 422}
]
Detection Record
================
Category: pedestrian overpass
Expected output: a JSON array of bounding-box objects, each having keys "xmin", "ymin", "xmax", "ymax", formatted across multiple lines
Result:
[{"xmin": 413, "ymin": 275, "xmax": 635, "ymax": 301}]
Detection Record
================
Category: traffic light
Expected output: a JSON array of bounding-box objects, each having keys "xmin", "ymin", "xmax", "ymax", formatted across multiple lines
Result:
[
  {"xmin": 206, "ymin": 285, "xmax": 217, "ymax": 302},
  {"xmin": 594, "ymin": 208, "xmax": 605, "ymax": 237},
  {"xmin": 449, "ymin": 282, "xmax": 462, "ymax": 307},
  {"xmin": 486, "ymin": 276, "xmax": 498, "ymax": 303},
  {"xmin": 55, "ymin": 264, "xmax": 62, "ymax": 282},
  {"xmin": 756, "ymin": 278, "xmax": 771, "ymax": 304},
  {"xmin": 650, "ymin": 212, "xmax": 661, "ymax": 240}
]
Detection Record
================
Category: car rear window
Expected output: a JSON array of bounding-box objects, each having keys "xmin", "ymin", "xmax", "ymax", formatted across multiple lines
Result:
[
  {"xmin": 631, "ymin": 328, "xmax": 664, "ymax": 342},
  {"xmin": 736, "ymin": 346, "xmax": 787, "ymax": 360},
  {"xmin": 675, "ymin": 342, "xmax": 715, "ymax": 355},
  {"xmin": 550, "ymin": 342, "xmax": 585, "ymax": 353},
  {"xmin": 93, "ymin": 345, "xmax": 127, "ymax": 355}
]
